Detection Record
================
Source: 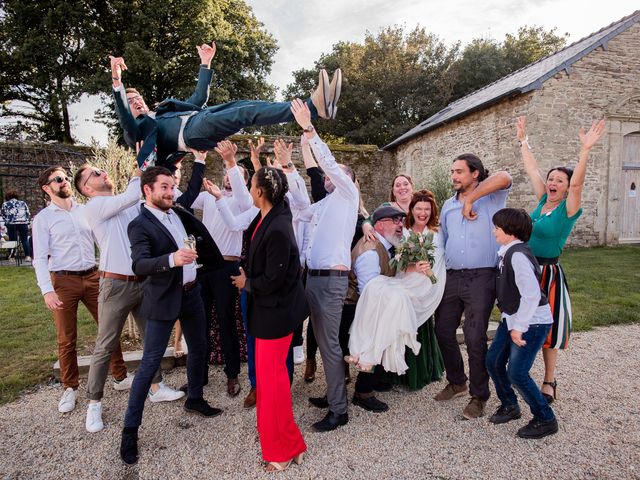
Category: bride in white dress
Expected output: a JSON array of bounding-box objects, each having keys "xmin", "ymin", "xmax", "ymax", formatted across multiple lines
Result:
[{"xmin": 347, "ymin": 191, "xmax": 447, "ymax": 375}]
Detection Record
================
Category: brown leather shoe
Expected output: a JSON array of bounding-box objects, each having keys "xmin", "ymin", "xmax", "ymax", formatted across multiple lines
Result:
[
  {"xmin": 434, "ymin": 382, "xmax": 468, "ymax": 401},
  {"xmin": 243, "ymin": 387, "xmax": 256, "ymax": 409},
  {"xmin": 227, "ymin": 378, "xmax": 241, "ymax": 397},
  {"xmin": 327, "ymin": 69, "xmax": 342, "ymax": 119},
  {"xmin": 462, "ymin": 397, "xmax": 486, "ymax": 420},
  {"xmin": 304, "ymin": 359, "xmax": 316, "ymax": 383},
  {"xmin": 310, "ymin": 70, "xmax": 330, "ymax": 119}
]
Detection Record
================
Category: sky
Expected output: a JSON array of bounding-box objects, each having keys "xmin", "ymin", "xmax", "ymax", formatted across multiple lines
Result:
[{"xmin": 68, "ymin": 0, "xmax": 636, "ymax": 145}]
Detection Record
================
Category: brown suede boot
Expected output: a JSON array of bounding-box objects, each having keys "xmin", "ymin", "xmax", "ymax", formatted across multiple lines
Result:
[
  {"xmin": 304, "ymin": 358, "xmax": 317, "ymax": 383},
  {"xmin": 310, "ymin": 70, "xmax": 330, "ymax": 119}
]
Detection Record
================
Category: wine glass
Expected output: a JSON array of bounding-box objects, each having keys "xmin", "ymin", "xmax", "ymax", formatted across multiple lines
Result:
[{"xmin": 184, "ymin": 234, "xmax": 202, "ymax": 268}]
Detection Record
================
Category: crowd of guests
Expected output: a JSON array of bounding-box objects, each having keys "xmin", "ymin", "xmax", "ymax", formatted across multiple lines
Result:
[{"xmin": 29, "ymin": 41, "xmax": 608, "ymax": 471}]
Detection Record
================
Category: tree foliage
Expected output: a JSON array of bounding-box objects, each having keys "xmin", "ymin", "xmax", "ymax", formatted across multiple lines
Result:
[{"xmin": 0, "ymin": 0, "xmax": 278, "ymax": 143}]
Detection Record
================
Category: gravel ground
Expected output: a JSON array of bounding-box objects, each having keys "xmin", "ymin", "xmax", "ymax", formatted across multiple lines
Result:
[{"xmin": 1, "ymin": 324, "xmax": 639, "ymax": 480}]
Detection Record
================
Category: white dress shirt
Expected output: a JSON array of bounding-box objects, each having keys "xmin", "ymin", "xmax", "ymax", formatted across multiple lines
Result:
[
  {"xmin": 191, "ymin": 165, "xmax": 253, "ymax": 257},
  {"xmin": 83, "ymin": 177, "xmax": 141, "ymax": 276},
  {"xmin": 498, "ymin": 240, "xmax": 553, "ymax": 333},
  {"xmin": 353, "ymin": 232, "xmax": 393, "ymax": 294},
  {"xmin": 287, "ymin": 134, "xmax": 359, "ymax": 269},
  {"xmin": 32, "ymin": 199, "xmax": 97, "ymax": 295},
  {"xmin": 144, "ymin": 205, "xmax": 197, "ymax": 284}
]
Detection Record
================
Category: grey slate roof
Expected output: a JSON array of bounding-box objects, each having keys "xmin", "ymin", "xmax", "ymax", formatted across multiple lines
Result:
[{"xmin": 384, "ymin": 10, "xmax": 640, "ymax": 150}]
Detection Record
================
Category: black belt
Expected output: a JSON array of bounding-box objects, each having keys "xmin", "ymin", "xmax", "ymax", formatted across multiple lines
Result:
[
  {"xmin": 53, "ymin": 266, "xmax": 98, "ymax": 276},
  {"xmin": 536, "ymin": 256, "xmax": 559, "ymax": 265},
  {"xmin": 183, "ymin": 280, "xmax": 198, "ymax": 291},
  {"xmin": 447, "ymin": 267, "xmax": 496, "ymax": 274},
  {"xmin": 308, "ymin": 269, "xmax": 350, "ymax": 277}
]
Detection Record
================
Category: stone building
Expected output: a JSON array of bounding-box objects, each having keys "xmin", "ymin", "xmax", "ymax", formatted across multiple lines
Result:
[{"xmin": 385, "ymin": 10, "xmax": 640, "ymax": 246}]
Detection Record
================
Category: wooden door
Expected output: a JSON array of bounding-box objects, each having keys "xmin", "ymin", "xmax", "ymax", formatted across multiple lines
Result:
[{"xmin": 620, "ymin": 133, "xmax": 640, "ymax": 242}]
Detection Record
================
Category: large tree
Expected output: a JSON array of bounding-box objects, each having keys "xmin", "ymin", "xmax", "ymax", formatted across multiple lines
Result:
[
  {"xmin": 0, "ymin": 0, "xmax": 278, "ymax": 143},
  {"xmin": 282, "ymin": 26, "xmax": 458, "ymax": 147}
]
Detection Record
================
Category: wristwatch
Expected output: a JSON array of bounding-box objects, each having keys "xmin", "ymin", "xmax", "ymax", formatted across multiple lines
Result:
[{"xmin": 303, "ymin": 124, "xmax": 315, "ymax": 133}]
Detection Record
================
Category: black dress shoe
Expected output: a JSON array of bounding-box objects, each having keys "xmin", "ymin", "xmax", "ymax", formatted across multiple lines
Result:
[
  {"xmin": 312, "ymin": 411, "xmax": 348, "ymax": 432},
  {"xmin": 373, "ymin": 381, "xmax": 392, "ymax": 392},
  {"xmin": 352, "ymin": 394, "xmax": 389, "ymax": 413},
  {"xmin": 489, "ymin": 404, "xmax": 522, "ymax": 424},
  {"xmin": 120, "ymin": 429, "xmax": 139, "ymax": 465},
  {"xmin": 184, "ymin": 398, "xmax": 223, "ymax": 418},
  {"xmin": 309, "ymin": 396, "xmax": 329, "ymax": 409},
  {"xmin": 517, "ymin": 418, "xmax": 559, "ymax": 439}
]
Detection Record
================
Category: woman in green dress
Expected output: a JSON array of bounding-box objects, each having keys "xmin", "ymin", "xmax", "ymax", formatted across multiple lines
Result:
[{"xmin": 516, "ymin": 116, "xmax": 605, "ymax": 402}]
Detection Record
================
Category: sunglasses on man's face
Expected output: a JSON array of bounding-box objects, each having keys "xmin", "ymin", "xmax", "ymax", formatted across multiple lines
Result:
[
  {"xmin": 46, "ymin": 175, "xmax": 69, "ymax": 185},
  {"xmin": 83, "ymin": 169, "xmax": 105, "ymax": 188}
]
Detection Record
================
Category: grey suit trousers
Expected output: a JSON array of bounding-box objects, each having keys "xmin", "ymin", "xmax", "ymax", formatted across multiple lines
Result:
[{"xmin": 306, "ymin": 275, "xmax": 348, "ymax": 415}]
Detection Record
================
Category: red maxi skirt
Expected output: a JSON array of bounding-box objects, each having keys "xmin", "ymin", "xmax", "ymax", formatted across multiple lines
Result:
[{"xmin": 256, "ymin": 333, "xmax": 306, "ymax": 462}]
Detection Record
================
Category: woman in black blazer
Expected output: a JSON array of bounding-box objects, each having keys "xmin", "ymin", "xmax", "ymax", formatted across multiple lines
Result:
[{"xmin": 232, "ymin": 167, "xmax": 308, "ymax": 472}]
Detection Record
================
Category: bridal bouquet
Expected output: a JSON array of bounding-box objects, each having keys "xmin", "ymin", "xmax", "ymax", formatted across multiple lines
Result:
[{"xmin": 389, "ymin": 231, "xmax": 437, "ymax": 284}]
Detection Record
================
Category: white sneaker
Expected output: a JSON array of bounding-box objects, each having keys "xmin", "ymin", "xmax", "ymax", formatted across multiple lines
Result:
[
  {"xmin": 85, "ymin": 402, "xmax": 104, "ymax": 433},
  {"xmin": 58, "ymin": 387, "xmax": 77, "ymax": 413},
  {"xmin": 113, "ymin": 372, "xmax": 134, "ymax": 391},
  {"xmin": 293, "ymin": 346, "xmax": 304, "ymax": 365},
  {"xmin": 148, "ymin": 382, "xmax": 185, "ymax": 403}
]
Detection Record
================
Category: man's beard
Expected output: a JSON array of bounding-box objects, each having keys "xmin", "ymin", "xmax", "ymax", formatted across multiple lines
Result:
[
  {"xmin": 52, "ymin": 188, "xmax": 71, "ymax": 199},
  {"xmin": 383, "ymin": 232, "xmax": 402, "ymax": 247}
]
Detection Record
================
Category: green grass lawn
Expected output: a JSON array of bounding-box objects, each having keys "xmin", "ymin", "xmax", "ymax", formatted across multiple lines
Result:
[{"xmin": 0, "ymin": 245, "xmax": 638, "ymax": 405}]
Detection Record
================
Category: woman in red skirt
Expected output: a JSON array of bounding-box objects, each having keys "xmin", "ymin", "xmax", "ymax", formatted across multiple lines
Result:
[{"xmin": 232, "ymin": 166, "xmax": 308, "ymax": 472}]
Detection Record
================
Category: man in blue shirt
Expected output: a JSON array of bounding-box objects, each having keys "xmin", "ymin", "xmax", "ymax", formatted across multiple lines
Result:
[{"xmin": 434, "ymin": 153, "xmax": 512, "ymax": 420}]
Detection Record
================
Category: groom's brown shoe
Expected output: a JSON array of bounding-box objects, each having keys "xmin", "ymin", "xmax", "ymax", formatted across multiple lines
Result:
[
  {"xmin": 327, "ymin": 68, "xmax": 342, "ymax": 119},
  {"xmin": 310, "ymin": 70, "xmax": 331, "ymax": 119},
  {"xmin": 434, "ymin": 382, "xmax": 468, "ymax": 401}
]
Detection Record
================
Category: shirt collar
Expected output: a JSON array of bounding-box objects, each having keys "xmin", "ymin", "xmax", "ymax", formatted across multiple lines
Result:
[
  {"xmin": 144, "ymin": 203, "xmax": 172, "ymax": 222},
  {"xmin": 48, "ymin": 198, "xmax": 79, "ymax": 212},
  {"xmin": 498, "ymin": 239, "xmax": 523, "ymax": 258}
]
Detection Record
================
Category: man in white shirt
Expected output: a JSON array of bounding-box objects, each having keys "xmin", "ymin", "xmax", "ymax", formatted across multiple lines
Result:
[
  {"xmin": 189, "ymin": 140, "xmax": 253, "ymax": 397},
  {"xmin": 74, "ymin": 164, "xmax": 183, "ymax": 434},
  {"xmin": 32, "ymin": 166, "xmax": 130, "ymax": 414},
  {"xmin": 287, "ymin": 99, "xmax": 359, "ymax": 432}
]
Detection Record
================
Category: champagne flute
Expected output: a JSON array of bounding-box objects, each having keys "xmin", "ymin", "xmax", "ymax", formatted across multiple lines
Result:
[{"xmin": 184, "ymin": 234, "xmax": 202, "ymax": 268}]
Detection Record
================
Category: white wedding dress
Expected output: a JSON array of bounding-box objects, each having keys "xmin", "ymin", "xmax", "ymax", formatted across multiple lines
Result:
[{"xmin": 348, "ymin": 230, "xmax": 446, "ymax": 375}]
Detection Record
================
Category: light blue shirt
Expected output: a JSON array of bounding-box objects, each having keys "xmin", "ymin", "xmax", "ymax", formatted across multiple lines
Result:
[{"xmin": 440, "ymin": 186, "xmax": 510, "ymax": 270}]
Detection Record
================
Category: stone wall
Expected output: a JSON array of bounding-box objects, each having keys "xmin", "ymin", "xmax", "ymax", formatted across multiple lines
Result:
[{"xmin": 394, "ymin": 22, "xmax": 640, "ymax": 246}]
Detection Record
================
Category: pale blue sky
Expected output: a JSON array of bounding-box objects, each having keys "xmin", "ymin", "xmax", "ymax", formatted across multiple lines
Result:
[{"xmin": 67, "ymin": 0, "xmax": 635, "ymax": 145}]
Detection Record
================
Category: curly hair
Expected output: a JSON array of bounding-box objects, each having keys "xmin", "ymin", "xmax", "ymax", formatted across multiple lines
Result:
[{"xmin": 405, "ymin": 189, "xmax": 439, "ymax": 230}]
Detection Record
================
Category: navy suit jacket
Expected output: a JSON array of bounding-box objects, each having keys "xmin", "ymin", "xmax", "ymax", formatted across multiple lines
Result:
[
  {"xmin": 113, "ymin": 66, "xmax": 213, "ymax": 168},
  {"xmin": 245, "ymin": 200, "xmax": 309, "ymax": 339},
  {"xmin": 127, "ymin": 203, "xmax": 223, "ymax": 321}
]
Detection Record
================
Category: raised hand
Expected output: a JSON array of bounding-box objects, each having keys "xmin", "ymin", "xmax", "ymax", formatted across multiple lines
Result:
[
  {"xmin": 515, "ymin": 116, "xmax": 527, "ymax": 141},
  {"xmin": 579, "ymin": 119, "xmax": 606, "ymax": 150},
  {"xmin": 196, "ymin": 42, "xmax": 216, "ymax": 68},
  {"xmin": 214, "ymin": 140, "xmax": 238, "ymax": 166},
  {"xmin": 109, "ymin": 55, "xmax": 127, "ymax": 86},
  {"xmin": 290, "ymin": 98, "xmax": 312, "ymax": 130},
  {"xmin": 187, "ymin": 148, "xmax": 208, "ymax": 162},
  {"xmin": 274, "ymin": 138, "xmax": 294, "ymax": 171},
  {"xmin": 203, "ymin": 178, "xmax": 222, "ymax": 199},
  {"xmin": 266, "ymin": 155, "xmax": 283, "ymax": 170},
  {"xmin": 249, "ymin": 137, "xmax": 265, "ymax": 156}
]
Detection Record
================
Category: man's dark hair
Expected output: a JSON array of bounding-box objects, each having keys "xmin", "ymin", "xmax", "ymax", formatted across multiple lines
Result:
[
  {"xmin": 38, "ymin": 166, "xmax": 65, "ymax": 190},
  {"xmin": 141, "ymin": 166, "xmax": 173, "ymax": 196},
  {"xmin": 546, "ymin": 166, "xmax": 574, "ymax": 184},
  {"xmin": 4, "ymin": 190, "xmax": 20, "ymax": 201},
  {"xmin": 454, "ymin": 153, "xmax": 489, "ymax": 182},
  {"xmin": 492, "ymin": 208, "xmax": 533, "ymax": 242},
  {"xmin": 74, "ymin": 164, "xmax": 92, "ymax": 196}
]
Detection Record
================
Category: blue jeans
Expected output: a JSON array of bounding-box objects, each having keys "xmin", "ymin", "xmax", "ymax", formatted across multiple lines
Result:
[
  {"xmin": 241, "ymin": 289, "xmax": 294, "ymax": 388},
  {"xmin": 486, "ymin": 321, "xmax": 555, "ymax": 422},
  {"xmin": 124, "ymin": 285, "xmax": 207, "ymax": 428}
]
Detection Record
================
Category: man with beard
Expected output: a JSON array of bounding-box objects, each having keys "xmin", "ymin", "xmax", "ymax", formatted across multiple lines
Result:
[
  {"xmin": 32, "ymin": 166, "xmax": 130, "ymax": 413},
  {"xmin": 75, "ymin": 165, "xmax": 185, "ymax": 434},
  {"xmin": 434, "ymin": 154, "xmax": 512, "ymax": 420},
  {"xmin": 341, "ymin": 205, "xmax": 406, "ymax": 413},
  {"xmin": 120, "ymin": 166, "xmax": 224, "ymax": 465}
]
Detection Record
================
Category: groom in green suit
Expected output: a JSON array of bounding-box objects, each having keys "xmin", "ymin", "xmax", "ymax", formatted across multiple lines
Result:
[{"xmin": 110, "ymin": 42, "xmax": 341, "ymax": 170}]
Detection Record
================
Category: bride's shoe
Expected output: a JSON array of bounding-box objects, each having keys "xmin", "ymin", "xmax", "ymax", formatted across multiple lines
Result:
[
  {"xmin": 264, "ymin": 460, "xmax": 292, "ymax": 472},
  {"xmin": 344, "ymin": 355, "xmax": 359, "ymax": 365}
]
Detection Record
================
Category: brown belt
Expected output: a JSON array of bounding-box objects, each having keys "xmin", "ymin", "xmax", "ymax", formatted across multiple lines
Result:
[
  {"xmin": 223, "ymin": 255, "xmax": 241, "ymax": 262},
  {"xmin": 53, "ymin": 266, "xmax": 98, "ymax": 276},
  {"xmin": 100, "ymin": 271, "xmax": 146, "ymax": 282},
  {"xmin": 183, "ymin": 280, "xmax": 198, "ymax": 291}
]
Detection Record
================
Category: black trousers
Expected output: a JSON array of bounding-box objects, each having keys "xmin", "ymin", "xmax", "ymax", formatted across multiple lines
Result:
[
  {"xmin": 200, "ymin": 260, "xmax": 241, "ymax": 380},
  {"xmin": 434, "ymin": 268, "xmax": 496, "ymax": 401}
]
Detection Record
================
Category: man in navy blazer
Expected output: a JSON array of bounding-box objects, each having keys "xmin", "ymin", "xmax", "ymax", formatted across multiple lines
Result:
[
  {"xmin": 110, "ymin": 42, "xmax": 342, "ymax": 170},
  {"xmin": 120, "ymin": 166, "xmax": 225, "ymax": 465}
]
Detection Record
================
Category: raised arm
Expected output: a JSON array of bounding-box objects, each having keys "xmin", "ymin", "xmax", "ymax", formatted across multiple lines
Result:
[
  {"xmin": 301, "ymin": 134, "xmax": 327, "ymax": 202},
  {"xmin": 248, "ymin": 137, "xmax": 265, "ymax": 172},
  {"xmin": 215, "ymin": 140, "xmax": 253, "ymax": 211},
  {"xmin": 175, "ymin": 150, "xmax": 206, "ymax": 210},
  {"xmin": 84, "ymin": 174, "xmax": 142, "ymax": 223},
  {"xmin": 462, "ymin": 171, "xmax": 512, "ymax": 221},
  {"xmin": 566, "ymin": 119, "xmax": 605, "ymax": 216},
  {"xmin": 516, "ymin": 116, "xmax": 546, "ymax": 200},
  {"xmin": 181, "ymin": 42, "xmax": 216, "ymax": 107},
  {"xmin": 110, "ymin": 55, "xmax": 139, "ymax": 147}
]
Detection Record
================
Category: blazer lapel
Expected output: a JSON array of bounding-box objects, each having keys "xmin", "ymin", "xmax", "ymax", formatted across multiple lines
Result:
[{"xmin": 142, "ymin": 205, "xmax": 179, "ymax": 249}]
